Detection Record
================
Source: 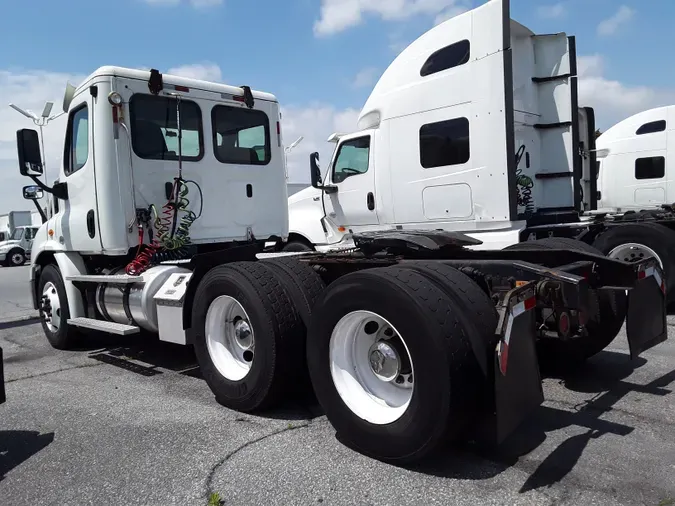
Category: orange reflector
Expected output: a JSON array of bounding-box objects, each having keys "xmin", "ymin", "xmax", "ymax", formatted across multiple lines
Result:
[
  {"xmin": 515, "ymin": 280, "xmax": 528, "ymax": 287},
  {"xmin": 338, "ymin": 226, "xmax": 346, "ymax": 232},
  {"xmin": 48, "ymin": 229, "xmax": 54, "ymax": 237}
]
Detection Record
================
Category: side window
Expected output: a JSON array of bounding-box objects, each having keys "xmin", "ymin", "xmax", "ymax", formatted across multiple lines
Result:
[
  {"xmin": 636, "ymin": 120, "xmax": 666, "ymax": 135},
  {"xmin": 420, "ymin": 117, "xmax": 470, "ymax": 168},
  {"xmin": 64, "ymin": 104, "xmax": 89, "ymax": 176},
  {"xmin": 129, "ymin": 94, "xmax": 203, "ymax": 161},
  {"xmin": 212, "ymin": 105, "xmax": 271, "ymax": 165},
  {"xmin": 332, "ymin": 137, "xmax": 370, "ymax": 184},
  {"xmin": 420, "ymin": 40, "xmax": 470, "ymax": 77},
  {"xmin": 635, "ymin": 156, "xmax": 665, "ymax": 180}
]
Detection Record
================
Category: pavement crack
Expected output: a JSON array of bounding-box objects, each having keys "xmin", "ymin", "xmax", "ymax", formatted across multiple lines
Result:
[
  {"xmin": 6, "ymin": 362, "xmax": 103, "ymax": 383},
  {"xmin": 204, "ymin": 420, "xmax": 311, "ymax": 498}
]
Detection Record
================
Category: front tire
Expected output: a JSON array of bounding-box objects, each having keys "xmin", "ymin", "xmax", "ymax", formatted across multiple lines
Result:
[
  {"xmin": 307, "ymin": 266, "xmax": 481, "ymax": 463},
  {"xmin": 38, "ymin": 264, "xmax": 80, "ymax": 350},
  {"xmin": 191, "ymin": 262, "xmax": 305, "ymax": 412},
  {"xmin": 6, "ymin": 248, "xmax": 25, "ymax": 267}
]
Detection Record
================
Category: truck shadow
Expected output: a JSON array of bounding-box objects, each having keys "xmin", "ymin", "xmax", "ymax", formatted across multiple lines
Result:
[
  {"xmin": 409, "ymin": 350, "xmax": 674, "ymax": 487},
  {"xmin": 0, "ymin": 430, "xmax": 54, "ymax": 482}
]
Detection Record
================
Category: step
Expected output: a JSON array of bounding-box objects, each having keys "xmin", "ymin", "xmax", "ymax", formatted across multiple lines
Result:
[
  {"xmin": 67, "ymin": 318, "xmax": 140, "ymax": 335},
  {"xmin": 66, "ymin": 274, "xmax": 143, "ymax": 284}
]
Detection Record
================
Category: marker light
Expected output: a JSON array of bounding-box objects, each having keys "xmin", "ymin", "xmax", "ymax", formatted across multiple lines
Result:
[{"xmin": 108, "ymin": 92, "xmax": 123, "ymax": 106}]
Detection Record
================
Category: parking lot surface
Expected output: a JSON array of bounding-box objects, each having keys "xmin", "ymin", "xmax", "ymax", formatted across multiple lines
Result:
[{"xmin": 1, "ymin": 266, "xmax": 674, "ymax": 506}]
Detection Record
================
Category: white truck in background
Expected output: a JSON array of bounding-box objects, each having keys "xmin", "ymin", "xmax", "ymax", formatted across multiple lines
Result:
[
  {"xmin": 15, "ymin": 0, "xmax": 667, "ymax": 463},
  {"xmin": 285, "ymin": 14, "xmax": 675, "ymax": 304},
  {"xmin": 596, "ymin": 105, "xmax": 674, "ymax": 209},
  {"xmin": 0, "ymin": 210, "xmax": 32, "ymax": 243}
]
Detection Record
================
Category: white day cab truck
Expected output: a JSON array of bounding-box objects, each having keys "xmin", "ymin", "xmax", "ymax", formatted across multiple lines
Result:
[
  {"xmin": 285, "ymin": 5, "xmax": 675, "ymax": 307},
  {"xmin": 14, "ymin": 0, "xmax": 667, "ymax": 463},
  {"xmin": 0, "ymin": 224, "xmax": 40, "ymax": 267}
]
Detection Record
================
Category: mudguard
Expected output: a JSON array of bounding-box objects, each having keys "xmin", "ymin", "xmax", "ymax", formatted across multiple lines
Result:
[
  {"xmin": 626, "ymin": 259, "xmax": 668, "ymax": 359},
  {"xmin": 0, "ymin": 346, "xmax": 6, "ymax": 404},
  {"xmin": 493, "ymin": 283, "xmax": 544, "ymax": 443}
]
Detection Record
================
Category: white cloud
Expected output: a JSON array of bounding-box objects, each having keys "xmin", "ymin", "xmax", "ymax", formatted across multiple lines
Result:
[
  {"xmin": 434, "ymin": 5, "xmax": 469, "ymax": 25},
  {"xmin": 537, "ymin": 2, "xmax": 566, "ymax": 19},
  {"xmin": 281, "ymin": 104, "xmax": 360, "ymax": 182},
  {"xmin": 143, "ymin": 0, "xmax": 223, "ymax": 7},
  {"xmin": 314, "ymin": 0, "xmax": 470, "ymax": 36},
  {"xmin": 597, "ymin": 5, "xmax": 635, "ymax": 36},
  {"xmin": 577, "ymin": 54, "xmax": 675, "ymax": 130},
  {"xmin": 351, "ymin": 67, "xmax": 380, "ymax": 89},
  {"xmin": 167, "ymin": 62, "xmax": 223, "ymax": 82}
]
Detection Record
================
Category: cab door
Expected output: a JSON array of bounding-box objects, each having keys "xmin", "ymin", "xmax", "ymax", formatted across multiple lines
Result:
[
  {"xmin": 323, "ymin": 134, "xmax": 380, "ymax": 230},
  {"xmin": 60, "ymin": 94, "xmax": 103, "ymax": 253}
]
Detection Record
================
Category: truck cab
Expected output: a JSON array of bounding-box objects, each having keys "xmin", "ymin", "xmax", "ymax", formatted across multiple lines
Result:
[
  {"xmin": 596, "ymin": 105, "xmax": 675, "ymax": 210},
  {"xmin": 287, "ymin": 0, "xmax": 597, "ymax": 252},
  {"xmin": 0, "ymin": 225, "xmax": 39, "ymax": 266}
]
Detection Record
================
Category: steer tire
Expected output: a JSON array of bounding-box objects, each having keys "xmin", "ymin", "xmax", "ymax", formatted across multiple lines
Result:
[
  {"xmin": 306, "ymin": 266, "xmax": 481, "ymax": 464},
  {"xmin": 37, "ymin": 264, "xmax": 81, "ymax": 350},
  {"xmin": 394, "ymin": 261, "xmax": 499, "ymax": 377},
  {"xmin": 191, "ymin": 262, "xmax": 305, "ymax": 412},
  {"xmin": 282, "ymin": 241, "xmax": 314, "ymax": 252},
  {"xmin": 504, "ymin": 238, "xmax": 626, "ymax": 370},
  {"xmin": 591, "ymin": 222, "xmax": 675, "ymax": 304},
  {"xmin": 6, "ymin": 248, "xmax": 25, "ymax": 267}
]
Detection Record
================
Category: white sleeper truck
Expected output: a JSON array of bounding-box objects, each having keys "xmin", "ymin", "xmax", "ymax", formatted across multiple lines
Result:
[
  {"xmin": 285, "ymin": 0, "xmax": 675, "ymax": 305},
  {"xmin": 17, "ymin": 0, "xmax": 667, "ymax": 463}
]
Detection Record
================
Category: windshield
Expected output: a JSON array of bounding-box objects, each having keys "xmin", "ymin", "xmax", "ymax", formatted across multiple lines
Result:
[{"xmin": 10, "ymin": 228, "xmax": 24, "ymax": 241}]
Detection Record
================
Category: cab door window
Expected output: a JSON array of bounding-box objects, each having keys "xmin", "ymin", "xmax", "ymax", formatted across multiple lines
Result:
[
  {"xmin": 64, "ymin": 104, "xmax": 89, "ymax": 176},
  {"xmin": 332, "ymin": 137, "xmax": 370, "ymax": 184}
]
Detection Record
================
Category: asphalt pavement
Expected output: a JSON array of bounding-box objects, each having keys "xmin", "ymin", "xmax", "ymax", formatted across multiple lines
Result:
[
  {"xmin": 0, "ymin": 265, "xmax": 674, "ymax": 506},
  {"xmin": 0, "ymin": 265, "xmax": 36, "ymax": 322}
]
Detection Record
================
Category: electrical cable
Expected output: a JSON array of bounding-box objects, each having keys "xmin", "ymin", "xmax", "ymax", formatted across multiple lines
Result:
[{"xmin": 515, "ymin": 144, "xmax": 534, "ymax": 215}]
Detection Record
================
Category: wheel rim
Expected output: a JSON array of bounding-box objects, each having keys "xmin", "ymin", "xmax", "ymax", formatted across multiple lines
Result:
[
  {"xmin": 329, "ymin": 310, "xmax": 414, "ymax": 425},
  {"xmin": 205, "ymin": 296, "xmax": 255, "ymax": 381},
  {"xmin": 608, "ymin": 242, "xmax": 663, "ymax": 268},
  {"xmin": 12, "ymin": 253, "xmax": 24, "ymax": 265},
  {"xmin": 41, "ymin": 281, "xmax": 61, "ymax": 332}
]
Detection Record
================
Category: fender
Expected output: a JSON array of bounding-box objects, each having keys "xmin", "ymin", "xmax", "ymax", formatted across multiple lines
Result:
[{"xmin": 31, "ymin": 250, "xmax": 88, "ymax": 319}]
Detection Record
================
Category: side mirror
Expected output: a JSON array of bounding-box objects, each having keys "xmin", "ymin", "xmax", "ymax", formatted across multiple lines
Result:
[
  {"xmin": 23, "ymin": 185, "xmax": 44, "ymax": 200},
  {"xmin": 310, "ymin": 152, "xmax": 322, "ymax": 188},
  {"xmin": 16, "ymin": 129, "xmax": 44, "ymax": 176}
]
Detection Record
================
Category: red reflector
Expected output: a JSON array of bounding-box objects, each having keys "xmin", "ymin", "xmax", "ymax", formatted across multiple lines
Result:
[
  {"xmin": 112, "ymin": 106, "xmax": 119, "ymax": 124},
  {"xmin": 233, "ymin": 95, "xmax": 245, "ymax": 102},
  {"xmin": 174, "ymin": 85, "xmax": 189, "ymax": 92},
  {"xmin": 277, "ymin": 122, "xmax": 281, "ymax": 135},
  {"xmin": 524, "ymin": 296, "xmax": 536, "ymax": 311},
  {"xmin": 638, "ymin": 270, "xmax": 646, "ymax": 279}
]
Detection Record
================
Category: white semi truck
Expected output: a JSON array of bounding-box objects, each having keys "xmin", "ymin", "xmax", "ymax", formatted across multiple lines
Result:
[
  {"xmin": 285, "ymin": 7, "xmax": 675, "ymax": 306},
  {"xmin": 0, "ymin": 210, "xmax": 32, "ymax": 243},
  {"xmin": 17, "ymin": 0, "xmax": 667, "ymax": 463}
]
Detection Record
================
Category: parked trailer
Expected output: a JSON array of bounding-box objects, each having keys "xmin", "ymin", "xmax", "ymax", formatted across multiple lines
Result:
[{"xmin": 15, "ymin": 2, "xmax": 668, "ymax": 463}]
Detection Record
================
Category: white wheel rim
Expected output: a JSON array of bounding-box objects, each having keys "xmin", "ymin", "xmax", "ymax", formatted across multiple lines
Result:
[
  {"xmin": 205, "ymin": 296, "xmax": 255, "ymax": 381},
  {"xmin": 329, "ymin": 310, "xmax": 414, "ymax": 425},
  {"xmin": 608, "ymin": 242, "xmax": 663, "ymax": 269},
  {"xmin": 41, "ymin": 281, "xmax": 61, "ymax": 332}
]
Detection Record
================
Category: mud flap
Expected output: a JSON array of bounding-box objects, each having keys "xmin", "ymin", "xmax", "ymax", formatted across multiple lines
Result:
[
  {"xmin": 0, "ymin": 346, "xmax": 5, "ymax": 405},
  {"xmin": 626, "ymin": 261, "xmax": 667, "ymax": 359}
]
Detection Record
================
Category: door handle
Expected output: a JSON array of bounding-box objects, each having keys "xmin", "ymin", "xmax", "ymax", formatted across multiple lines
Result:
[
  {"xmin": 367, "ymin": 192, "xmax": 375, "ymax": 211},
  {"xmin": 86, "ymin": 210, "xmax": 96, "ymax": 238}
]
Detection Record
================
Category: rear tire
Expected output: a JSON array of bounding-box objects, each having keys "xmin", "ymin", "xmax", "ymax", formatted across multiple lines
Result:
[
  {"xmin": 504, "ymin": 238, "xmax": 626, "ymax": 370},
  {"xmin": 191, "ymin": 262, "xmax": 305, "ymax": 412},
  {"xmin": 394, "ymin": 261, "xmax": 499, "ymax": 376},
  {"xmin": 592, "ymin": 222, "xmax": 675, "ymax": 303},
  {"xmin": 38, "ymin": 264, "xmax": 80, "ymax": 350},
  {"xmin": 306, "ymin": 266, "xmax": 481, "ymax": 463}
]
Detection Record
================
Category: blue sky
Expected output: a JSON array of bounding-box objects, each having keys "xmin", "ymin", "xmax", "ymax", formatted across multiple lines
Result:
[{"xmin": 1, "ymin": 0, "xmax": 674, "ymax": 212}]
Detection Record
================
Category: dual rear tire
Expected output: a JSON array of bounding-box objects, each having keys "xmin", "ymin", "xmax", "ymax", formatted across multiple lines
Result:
[{"xmin": 192, "ymin": 258, "xmax": 492, "ymax": 463}]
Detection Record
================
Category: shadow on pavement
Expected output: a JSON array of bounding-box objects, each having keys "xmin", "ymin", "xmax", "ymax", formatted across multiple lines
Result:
[
  {"xmin": 0, "ymin": 430, "xmax": 54, "ymax": 482},
  {"xmin": 0, "ymin": 317, "xmax": 41, "ymax": 331}
]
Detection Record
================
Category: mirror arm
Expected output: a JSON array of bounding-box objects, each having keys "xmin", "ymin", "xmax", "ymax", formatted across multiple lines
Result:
[
  {"xmin": 28, "ymin": 175, "xmax": 68, "ymax": 200},
  {"xmin": 30, "ymin": 200, "xmax": 48, "ymax": 224}
]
